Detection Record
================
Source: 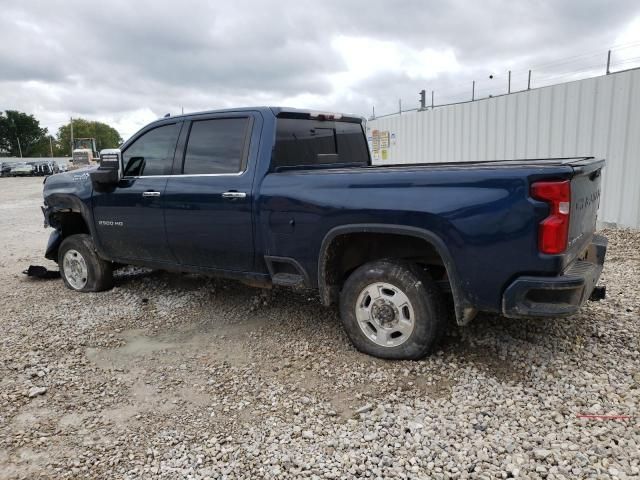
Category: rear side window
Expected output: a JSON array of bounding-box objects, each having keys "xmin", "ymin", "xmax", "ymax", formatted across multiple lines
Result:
[
  {"xmin": 183, "ymin": 118, "xmax": 249, "ymax": 174},
  {"xmin": 273, "ymin": 119, "xmax": 369, "ymax": 170},
  {"xmin": 123, "ymin": 123, "xmax": 181, "ymax": 176}
]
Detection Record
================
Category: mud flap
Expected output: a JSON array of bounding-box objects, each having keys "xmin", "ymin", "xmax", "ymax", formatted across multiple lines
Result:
[{"xmin": 44, "ymin": 230, "xmax": 63, "ymax": 261}]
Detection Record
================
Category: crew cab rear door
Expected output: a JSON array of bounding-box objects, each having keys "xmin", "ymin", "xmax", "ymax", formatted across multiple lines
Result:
[
  {"xmin": 92, "ymin": 121, "xmax": 182, "ymax": 262},
  {"xmin": 163, "ymin": 112, "xmax": 260, "ymax": 271}
]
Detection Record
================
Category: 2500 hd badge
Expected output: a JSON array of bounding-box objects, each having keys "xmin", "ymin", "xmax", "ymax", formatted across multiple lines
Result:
[{"xmin": 98, "ymin": 220, "xmax": 124, "ymax": 227}]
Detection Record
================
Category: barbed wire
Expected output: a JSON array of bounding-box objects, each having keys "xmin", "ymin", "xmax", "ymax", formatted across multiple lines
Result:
[{"xmin": 373, "ymin": 41, "xmax": 640, "ymax": 118}]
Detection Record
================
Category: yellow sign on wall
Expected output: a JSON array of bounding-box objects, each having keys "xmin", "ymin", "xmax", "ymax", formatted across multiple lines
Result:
[{"xmin": 371, "ymin": 129, "xmax": 391, "ymax": 161}]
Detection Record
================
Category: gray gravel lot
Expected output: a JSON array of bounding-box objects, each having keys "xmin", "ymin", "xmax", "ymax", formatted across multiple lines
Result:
[{"xmin": 0, "ymin": 177, "xmax": 639, "ymax": 479}]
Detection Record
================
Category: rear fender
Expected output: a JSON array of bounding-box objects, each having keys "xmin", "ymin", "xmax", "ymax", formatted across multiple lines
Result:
[{"xmin": 318, "ymin": 224, "xmax": 477, "ymax": 325}]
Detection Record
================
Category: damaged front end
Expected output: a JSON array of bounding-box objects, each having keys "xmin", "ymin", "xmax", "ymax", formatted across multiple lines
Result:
[{"xmin": 41, "ymin": 167, "xmax": 94, "ymax": 262}]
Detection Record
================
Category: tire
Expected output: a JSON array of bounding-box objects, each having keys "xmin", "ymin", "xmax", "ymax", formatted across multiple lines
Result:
[
  {"xmin": 58, "ymin": 234, "xmax": 114, "ymax": 292},
  {"xmin": 339, "ymin": 259, "xmax": 446, "ymax": 360}
]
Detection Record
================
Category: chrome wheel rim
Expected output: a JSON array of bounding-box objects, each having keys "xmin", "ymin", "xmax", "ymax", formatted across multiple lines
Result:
[
  {"xmin": 63, "ymin": 249, "xmax": 88, "ymax": 290},
  {"xmin": 355, "ymin": 282, "xmax": 415, "ymax": 347}
]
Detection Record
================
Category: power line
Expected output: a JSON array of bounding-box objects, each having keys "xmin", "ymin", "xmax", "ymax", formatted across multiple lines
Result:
[{"xmin": 375, "ymin": 40, "xmax": 640, "ymax": 117}]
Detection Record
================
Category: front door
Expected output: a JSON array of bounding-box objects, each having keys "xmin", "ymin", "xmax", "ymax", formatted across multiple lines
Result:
[
  {"xmin": 92, "ymin": 121, "xmax": 182, "ymax": 262},
  {"xmin": 164, "ymin": 114, "xmax": 255, "ymax": 271}
]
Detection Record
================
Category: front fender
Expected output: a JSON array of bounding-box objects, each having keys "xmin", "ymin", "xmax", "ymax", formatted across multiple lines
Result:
[{"xmin": 42, "ymin": 172, "xmax": 109, "ymax": 259}]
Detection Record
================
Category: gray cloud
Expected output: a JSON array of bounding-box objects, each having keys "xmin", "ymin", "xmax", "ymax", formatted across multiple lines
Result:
[{"xmin": 1, "ymin": 0, "xmax": 639, "ymax": 139}]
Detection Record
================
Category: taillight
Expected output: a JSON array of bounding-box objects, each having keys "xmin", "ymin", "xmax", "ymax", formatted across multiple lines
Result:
[{"xmin": 531, "ymin": 180, "xmax": 571, "ymax": 254}]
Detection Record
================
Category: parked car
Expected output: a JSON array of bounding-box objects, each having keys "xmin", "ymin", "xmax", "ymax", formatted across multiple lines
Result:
[
  {"xmin": 10, "ymin": 163, "xmax": 35, "ymax": 176},
  {"xmin": 33, "ymin": 162, "xmax": 60, "ymax": 176},
  {"xmin": 41, "ymin": 107, "xmax": 607, "ymax": 359},
  {"xmin": 0, "ymin": 162, "xmax": 12, "ymax": 177}
]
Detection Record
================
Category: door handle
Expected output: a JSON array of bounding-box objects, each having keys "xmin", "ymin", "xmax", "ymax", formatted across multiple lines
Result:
[
  {"xmin": 142, "ymin": 191, "xmax": 161, "ymax": 197},
  {"xmin": 221, "ymin": 191, "xmax": 247, "ymax": 199}
]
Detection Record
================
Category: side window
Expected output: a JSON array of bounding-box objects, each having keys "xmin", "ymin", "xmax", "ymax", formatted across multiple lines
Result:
[
  {"xmin": 182, "ymin": 118, "xmax": 249, "ymax": 175},
  {"xmin": 122, "ymin": 123, "xmax": 181, "ymax": 177},
  {"xmin": 272, "ymin": 118, "xmax": 369, "ymax": 170}
]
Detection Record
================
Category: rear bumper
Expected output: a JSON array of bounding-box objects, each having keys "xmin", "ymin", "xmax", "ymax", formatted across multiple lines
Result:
[{"xmin": 502, "ymin": 234, "xmax": 607, "ymax": 318}]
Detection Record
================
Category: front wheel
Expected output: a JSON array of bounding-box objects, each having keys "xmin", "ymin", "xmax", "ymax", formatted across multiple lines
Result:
[
  {"xmin": 339, "ymin": 259, "xmax": 446, "ymax": 360},
  {"xmin": 58, "ymin": 234, "xmax": 114, "ymax": 292}
]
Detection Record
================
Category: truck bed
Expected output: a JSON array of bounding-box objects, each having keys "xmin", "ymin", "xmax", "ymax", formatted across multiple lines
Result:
[
  {"xmin": 260, "ymin": 156, "xmax": 605, "ymax": 317},
  {"xmin": 280, "ymin": 156, "xmax": 603, "ymax": 173}
]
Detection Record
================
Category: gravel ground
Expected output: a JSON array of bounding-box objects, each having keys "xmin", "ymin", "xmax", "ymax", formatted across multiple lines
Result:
[{"xmin": 0, "ymin": 177, "xmax": 638, "ymax": 479}]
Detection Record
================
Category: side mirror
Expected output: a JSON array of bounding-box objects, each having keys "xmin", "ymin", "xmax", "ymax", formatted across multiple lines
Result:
[{"xmin": 90, "ymin": 149, "xmax": 121, "ymax": 189}]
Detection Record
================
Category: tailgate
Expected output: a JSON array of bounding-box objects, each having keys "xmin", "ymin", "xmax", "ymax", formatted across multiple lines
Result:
[{"xmin": 568, "ymin": 159, "xmax": 604, "ymax": 253}]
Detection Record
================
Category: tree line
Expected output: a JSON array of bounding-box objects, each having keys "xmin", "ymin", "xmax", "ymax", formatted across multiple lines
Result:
[{"xmin": 0, "ymin": 110, "xmax": 123, "ymax": 158}]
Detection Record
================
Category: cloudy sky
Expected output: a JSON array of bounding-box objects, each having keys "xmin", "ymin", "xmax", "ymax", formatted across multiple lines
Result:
[{"xmin": 2, "ymin": 0, "xmax": 640, "ymax": 140}]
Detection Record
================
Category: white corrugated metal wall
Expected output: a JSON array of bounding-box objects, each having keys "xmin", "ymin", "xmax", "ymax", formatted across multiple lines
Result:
[{"xmin": 368, "ymin": 68, "xmax": 640, "ymax": 228}]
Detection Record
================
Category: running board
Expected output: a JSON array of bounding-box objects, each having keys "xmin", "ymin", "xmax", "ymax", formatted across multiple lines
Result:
[
  {"xmin": 264, "ymin": 256, "xmax": 310, "ymax": 288},
  {"xmin": 272, "ymin": 272, "xmax": 306, "ymax": 287}
]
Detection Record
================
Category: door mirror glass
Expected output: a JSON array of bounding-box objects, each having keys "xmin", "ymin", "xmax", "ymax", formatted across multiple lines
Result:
[{"xmin": 90, "ymin": 149, "xmax": 122, "ymax": 189}]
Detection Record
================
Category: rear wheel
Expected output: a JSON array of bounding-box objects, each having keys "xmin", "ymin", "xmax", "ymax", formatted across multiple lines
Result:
[
  {"xmin": 58, "ymin": 234, "xmax": 114, "ymax": 292},
  {"xmin": 339, "ymin": 259, "xmax": 445, "ymax": 360}
]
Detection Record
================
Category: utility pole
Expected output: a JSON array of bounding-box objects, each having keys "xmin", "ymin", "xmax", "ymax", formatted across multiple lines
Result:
[
  {"xmin": 9, "ymin": 118, "xmax": 23, "ymax": 158},
  {"xmin": 508, "ymin": 70, "xmax": 511, "ymax": 94},
  {"xmin": 527, "ymin": 70, "xmax": 532, "ymax": 90},
  {"xmin": 419, "ymin": 89, "xmax": 426, "ymax": 109},
  {"xmin": 606, "ymin": 50, "xmax": 611, "ymax": 75},
  {"xmin": 49, "ymin": 136, "xmax": 54, "ymax": 158},
  {"xmin": 431, "ymin": 90, "xmax": 434, "ymax": 108},
  {"xmin": 70, "ymin": 117, "xmax": 74, "ymax": 156},
  {"xmin": 472, "ymin": 81, "xmax": 475, "ymax": 101},
  {"xmin": 398, "ymin": 98, "xmax": 402, "ymax": 115}
]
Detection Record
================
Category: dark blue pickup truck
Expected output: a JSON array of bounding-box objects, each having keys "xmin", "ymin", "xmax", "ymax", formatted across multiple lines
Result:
[{"xmin": 42, "ymin": 107, "xmax": 606, "ymax": 359}]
